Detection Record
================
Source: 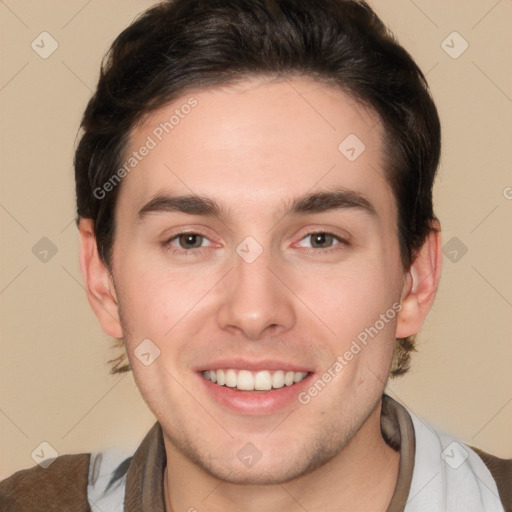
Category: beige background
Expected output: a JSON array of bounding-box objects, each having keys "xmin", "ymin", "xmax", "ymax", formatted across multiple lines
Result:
[{"xmin": 1, "ymin": 0, "xmax": 511, "ymax": 478}]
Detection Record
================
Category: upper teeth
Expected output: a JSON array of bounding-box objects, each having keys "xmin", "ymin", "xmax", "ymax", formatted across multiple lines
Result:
[{"xmin": 202, "ymin": 369, "xmax": 308, "ymax": 391}]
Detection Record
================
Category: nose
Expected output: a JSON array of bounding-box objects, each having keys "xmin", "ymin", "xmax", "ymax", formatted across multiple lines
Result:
[{"xmin": 216, "ymin": 249, "xmax": 296, "ymax": 340}]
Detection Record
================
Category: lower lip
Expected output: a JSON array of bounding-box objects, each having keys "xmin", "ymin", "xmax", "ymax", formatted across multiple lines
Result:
[{"xmin": 197, "ymin": 372, "xmax": 314, "ymax": 415}]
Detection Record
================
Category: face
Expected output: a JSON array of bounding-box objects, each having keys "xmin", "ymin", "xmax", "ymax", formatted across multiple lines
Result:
[{"xmin": 108, "ymin": 77, "xmax": 407, "ymax": 484}]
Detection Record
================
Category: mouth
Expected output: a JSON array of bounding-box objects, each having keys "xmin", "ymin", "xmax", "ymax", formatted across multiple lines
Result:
[
  {"xmin": 197, "ymin": 366, "xmax": 314, "ymax": 415},
  {"xmin": 201, "ymin": 368, "xmax": 310, "ymax": 392}
]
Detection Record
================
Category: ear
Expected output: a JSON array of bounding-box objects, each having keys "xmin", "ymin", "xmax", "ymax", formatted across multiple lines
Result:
[
  {"xmin": 78, "ymin": 218, "xmax": 123, "ymax": 338},
  {"xmin": 396, "ymin": 221, "xmax": 442, "ymax": 339}
]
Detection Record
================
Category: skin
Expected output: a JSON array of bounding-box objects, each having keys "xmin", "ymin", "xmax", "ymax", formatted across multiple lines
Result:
[{"xmin": 79, "ymin": 77, "xmax": 442, "ymax": 511}]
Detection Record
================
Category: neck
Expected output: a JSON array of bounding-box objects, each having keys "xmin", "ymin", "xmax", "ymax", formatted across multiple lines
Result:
[{"xmin": 164, "ymin": 402, "xmax": 400, "ymax": 512}]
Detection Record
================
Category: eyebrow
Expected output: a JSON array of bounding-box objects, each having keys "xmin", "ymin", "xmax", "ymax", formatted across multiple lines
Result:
[
  {"xmin": 137, "ymin": 195, "xmax": 220, "ymax": 219},
  {"xmin": 136, "ymin": 189, "xmax": 377, "ymax": 221},
  {"xmin": 289, "ymin": 190, "xmax": 376, "ymax": 216}
]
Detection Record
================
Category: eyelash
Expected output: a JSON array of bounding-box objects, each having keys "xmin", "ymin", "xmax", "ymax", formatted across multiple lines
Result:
[
  {"xmin": 162, "ymin": 230, "xmax": 349, "ymax": 255},
  {"xmin": 162, "ymin": 231, "xmax": 214, "ymax": 255},
  {"xmin": 295, "ymin": 231, "xmax": 348, "ymax": 254}
]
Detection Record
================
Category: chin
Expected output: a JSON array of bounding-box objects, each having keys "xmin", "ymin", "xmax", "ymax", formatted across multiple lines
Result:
[
  {"xmin": 202, "ymin": 460, "xmax": 310, "ymax": 486},
  {"xmin": 180, "ymin": 435, "xmax": 344, "ymax": 487}
]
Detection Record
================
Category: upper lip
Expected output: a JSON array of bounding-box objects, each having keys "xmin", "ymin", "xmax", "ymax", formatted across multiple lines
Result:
[{"xmin": 194, "ymin": 358, "xmax": 314, "ymax": 373}]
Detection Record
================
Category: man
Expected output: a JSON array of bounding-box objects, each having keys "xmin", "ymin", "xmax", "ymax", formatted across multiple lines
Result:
[{"xmin": 1, "ymin": 0, "xmax": 510, "ymax": 510}]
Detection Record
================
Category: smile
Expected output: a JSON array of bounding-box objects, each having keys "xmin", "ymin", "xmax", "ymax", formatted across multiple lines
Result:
[{"xmin": 202, "ymin": 369, "xmax": 309, "ymax": 392}]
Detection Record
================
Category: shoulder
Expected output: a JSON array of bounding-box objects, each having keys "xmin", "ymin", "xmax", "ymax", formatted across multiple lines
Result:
[
  {"xmin": 472, "ymin": 447, "xmax": 512, "ymax": 512},
  {"xmin": 401, "ymin": 402, "xmax": 510, "ymax": 511},
  {"xmin": 0, "ymin": 453, "xmax": 91, "ymax": 512}
]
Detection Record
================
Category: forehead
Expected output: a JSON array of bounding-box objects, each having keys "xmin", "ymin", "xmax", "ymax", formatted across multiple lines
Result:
[{"xmin": 118, "ymin": 77, "xmax": 394, "ymax": 220}]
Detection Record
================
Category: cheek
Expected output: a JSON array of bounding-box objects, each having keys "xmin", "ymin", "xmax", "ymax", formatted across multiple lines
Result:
[
  {"xmin": 290, "ymin": 257, "xmax": 401, "ymax": 340},
  {"xmin": 114, "ymin": 253, "xmax": 224, "ymax": 349}
]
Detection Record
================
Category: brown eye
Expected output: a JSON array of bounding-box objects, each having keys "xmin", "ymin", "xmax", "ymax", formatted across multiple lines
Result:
[
  {"xmin": 178, "ymin": 234, "xmax": 204, "ymax": 249},
  {"xmin": 163, "ymin": 231, "xmax": 215, "ymax": 254},
  {"xmin": 310, "ymin": 233, "xmax": 336, "ymax": 249}
]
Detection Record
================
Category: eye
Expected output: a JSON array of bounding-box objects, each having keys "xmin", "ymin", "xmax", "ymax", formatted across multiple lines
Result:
[
  {"xmin": 166, "ymin": 233, "xmax": 212, "ymax": 250},
  {"xmin": 296, "ymin": 232, "xmax": 344, "ymax": 250}
]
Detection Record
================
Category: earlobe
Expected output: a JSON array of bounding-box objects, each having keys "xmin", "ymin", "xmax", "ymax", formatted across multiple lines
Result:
[
  {"xmin": 78, "ymin": 218, "xmax": 123, "ymax": 338},
  {"xmin": 396, "ymin": 222, "xmax": 442, "ymax": 339}
]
